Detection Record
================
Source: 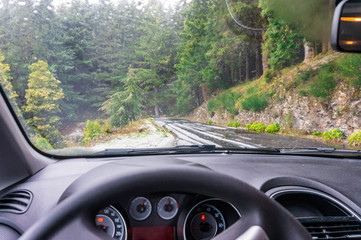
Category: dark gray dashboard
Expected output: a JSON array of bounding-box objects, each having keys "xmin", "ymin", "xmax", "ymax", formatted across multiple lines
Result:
[{"xmin": 0, "ymin": 153, "xmax": 361, "ymax": 239}]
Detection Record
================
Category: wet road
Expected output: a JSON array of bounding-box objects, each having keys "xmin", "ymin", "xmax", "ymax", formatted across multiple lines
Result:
[{"xmin": 154, "ymin": 118, "xmax": 335, "ymax": 149}]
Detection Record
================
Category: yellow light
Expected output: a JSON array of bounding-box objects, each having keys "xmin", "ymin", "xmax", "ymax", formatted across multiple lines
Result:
[
  {"xmin": 341, "ymin": 17, "xmax": 361, "ymax": 22},
  {"xmin": 345, "ymin": 41, "xmax": 355, "ymax": 45}
]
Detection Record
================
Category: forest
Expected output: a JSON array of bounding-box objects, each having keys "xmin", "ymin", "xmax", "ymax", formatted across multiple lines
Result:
[{"xmin": 0, "ymin": 0, "xmax": 341, "ymax": 148}]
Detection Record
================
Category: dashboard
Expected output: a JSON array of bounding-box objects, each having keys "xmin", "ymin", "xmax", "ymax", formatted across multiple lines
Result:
[
  {"xmin": 0, "ymin": 153, "xmax": 361, "ymax": 240},
  {"xmin": 95, "ymin": 195, "xmax": 240, "ymax": 240}
]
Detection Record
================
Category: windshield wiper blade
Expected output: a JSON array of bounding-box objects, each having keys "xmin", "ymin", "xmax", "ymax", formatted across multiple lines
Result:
[
  {"xmin": 93, "ymin": 145, "xmax": 281, "ymax": 156},
  {"xmin": 276, "ymin": 147, "xmax": 361, "ymax": 156}
]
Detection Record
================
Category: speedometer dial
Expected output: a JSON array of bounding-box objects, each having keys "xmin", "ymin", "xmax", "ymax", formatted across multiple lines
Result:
[
  {"xmin": 95, "ymin": 206, "xmax": 127, "ymax": 240},
  {"xmin": 184, "ymin": 202, "xmax": 226, "ymax": 240}
]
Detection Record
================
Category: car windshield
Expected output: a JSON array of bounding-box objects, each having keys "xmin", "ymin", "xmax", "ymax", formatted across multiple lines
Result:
[{"xmin": 0, "ymin": 0, "xmax": 360, "ymax": 157}]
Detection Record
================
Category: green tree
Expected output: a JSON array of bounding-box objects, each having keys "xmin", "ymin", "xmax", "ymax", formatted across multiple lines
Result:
[
  {"xmin": 101, "ymin": 68, "xmax": 144, "ymax": 128},
  {"xmin": 263, "ymin": 18, "xmax": 303, "ymax": 70},
  {"xmin": 0, "ymin": 50, "xmax": 17, "ymax": 101},
  {"xmin": 24, "ymin": 60, "xmax": 64, "ymax": 146}
]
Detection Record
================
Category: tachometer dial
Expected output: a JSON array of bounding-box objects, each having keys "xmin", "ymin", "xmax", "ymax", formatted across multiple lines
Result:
[
  {"xmin": 129, "ymin": 196, "xmax": 152, "ymax": 221},
  {"xmin": 184, "ymin": 203, "xmax": 226, "ymax": 240},
  {"xmin": 157, "ymin": 196, "xmax": 179, "ymax": 220},
  {"xmin": 95, "ymin": 206, "xmax": 127, "ymax": 240}
]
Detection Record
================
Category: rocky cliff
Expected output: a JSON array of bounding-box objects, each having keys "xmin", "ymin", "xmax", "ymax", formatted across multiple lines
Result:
[{"xmin": 189, "ymin": 54, "xmax": 361, "ymax": 137}]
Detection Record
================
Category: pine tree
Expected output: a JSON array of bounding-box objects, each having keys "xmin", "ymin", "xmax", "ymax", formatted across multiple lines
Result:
[
  {"xmin": 24, "ymin": 60, "xmax": 64, "ymax": 146},
  {"xmin": 101, "ymin": 68, "xmax": 144, "ymax": 128}
]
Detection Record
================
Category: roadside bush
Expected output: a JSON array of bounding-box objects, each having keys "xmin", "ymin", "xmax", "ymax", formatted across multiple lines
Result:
[
  {"xmin": 265, "ymin": 123, "xmax": 280, "ymax": 133},
  {"xmin": 264, "ymin": 69, "xmax": 276, "ymax": 83},
  {"xmin": 35, "ymin": 137, "xmax": 53, "ymax": 151},
  {"xmin": 296, "ymin": 69, "xmax": 315, "ymax": 84},
  {"xmin": 228, "ymin": 121, "xmax": 240, "ymax": 128},
  {"xmin": 207, "ymin": 120, "xmax": 213, "ymax": 125},
  {"xmin": 233, "ymin": 121, "xmax": 240, "ymax": 128},
  {"xmin": 308, "ymin": 64, "xmax": 337, "ymax": 100},
  {"xmin": 227, "ymin": 121, "xmax": 241, "ymax": 128},
  {"xmin": 338, "ymin": 54, "xmax": 361, "ymax": 87},
  {"xmin": 348, "ymin": 131, "xmax": 361, "ymax": 146},
  {"xmin": 83, "ymin": 120, "xmax": 103, "ymax": 146},
  {"xmin": 207, "ymin": 91, "xmax": 241, "ymax": 116},
  {"xmin": 241, "ymin": 94, "xmax": 269, "ymax": 112},
  {"xmin": 246, "ymin": 122, "xmax": 266, "ymax": 133},
  {"xmin": 322, "ymin": 129, "xmax": 344, "ymax": 141},
  {"xmin": 312, "ymin": 132, "xmax": 322, "ymax": 136}
]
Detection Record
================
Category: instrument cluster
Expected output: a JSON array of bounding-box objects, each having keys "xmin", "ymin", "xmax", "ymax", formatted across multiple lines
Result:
[{"xmin": 94, "ymin": 194, "xmax": 241, "ymax": 240}]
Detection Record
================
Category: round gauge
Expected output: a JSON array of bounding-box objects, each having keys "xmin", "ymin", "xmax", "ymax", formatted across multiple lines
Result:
[
  {"xmin": 157, "ymin": 196, "xmax": 179, "ymax": 220},
  {"xmin": 184, "ymin": 203, "xmax": 226, "ymax": 240},
  {"xmin": 129, "ymin": 196, "xmax": 152, "ymax": 221},
  {"xmin": 95, "ymin": 205, "xmax": 127, "ymax": 240}
]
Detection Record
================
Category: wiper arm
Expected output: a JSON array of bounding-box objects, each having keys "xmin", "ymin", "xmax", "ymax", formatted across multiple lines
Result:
[
  {"xmin": 93, "ymin": 145, "xmax": 281, "ymax": 156},
  {"xmin": 276, "ymin": 147, "xmax": 361, "ymax": 157}
]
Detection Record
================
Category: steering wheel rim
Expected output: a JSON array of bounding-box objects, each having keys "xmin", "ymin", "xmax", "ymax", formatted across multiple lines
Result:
[{"xmin": 18, "ymin": 163, "xmax": 311, "ymax": 240}]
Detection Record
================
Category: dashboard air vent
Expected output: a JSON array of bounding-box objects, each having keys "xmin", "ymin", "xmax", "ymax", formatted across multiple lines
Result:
[
  {"xmin": 0, "ymin": 190, "xmax": 32, "ymax": 214},
  {"xmin": 300, "ymin": 216, "xmax": 361, "ymax": 240}
]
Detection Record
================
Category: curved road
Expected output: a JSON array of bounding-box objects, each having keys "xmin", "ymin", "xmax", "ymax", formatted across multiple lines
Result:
[{"xmin": 155, "ymin": 118, "xmax": 336, "ymax": 149}]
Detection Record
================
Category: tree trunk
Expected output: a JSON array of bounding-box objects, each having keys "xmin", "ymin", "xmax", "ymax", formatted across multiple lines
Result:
[
  {"xmin": 195, "ymin": 86, "xmax": 201, "ymax": 107},
  {"xmin": 261, "ymin": 32, "xmax": 270, "ymax": 72},
  {"xmin": 304, "ymin": 40, "xmax": 314, "ymax": 62},
  {"xmin": 245, "ymin": 48, "xmax": 250, "ymax": 81},
  {"xmin": 255, "ymin": 45, "xmax": 261, "ymax": 78},
  {"xmin": 313, "ymin": 42, "xmax": 318, "ymax": 57},
  {"xmin": 154, "ymin": 103, "xmax": 160, "ymax": 118},
  {"xmin": 154, "ymin": 89, "xmax": 160, "ymax": 118},
  {"xmin": 239, "ymin": 67, "xmax": 242, "ymax": 83},
  {"xmin": 200, "ymin": 83, "xmax": 210, "ymax": 102},
  {"xmin": 322, "ymin": 39, "xmax": 328, "ymax": 54}
]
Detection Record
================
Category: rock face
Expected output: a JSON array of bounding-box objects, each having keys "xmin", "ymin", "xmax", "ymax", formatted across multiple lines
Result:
[{"xmin": 190, "ymin": 82, "xmax": 361, "ymax": 136}]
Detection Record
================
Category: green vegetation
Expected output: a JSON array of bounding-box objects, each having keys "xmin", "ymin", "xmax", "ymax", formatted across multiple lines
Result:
[
  {"xmin": 246, "ymin": 122, "xmax": 267, "ymax": 133},
  {"xmin": 264, "ymin": 69, "xmax": 276, "ymax": 83},
  {"xmin": 101, "ymin": 69, "xmax": 144, "ymax": 128},
  {"xmin": 35, "ymin": 137, "xmax": 54, "ymax": 151},
  {"xmin": 227, "ymin": 121, "xmax": 240, "ymax": 128},
  {"xmin": 83, "ymin": 120, "xmax": 103, "ymax": 146},
  {"xmin": 322, "ymin": 129, "xmax": 344, "ymax": 142},
  {"xmin": 23, "ymin": 61, "xmax": 64, "ymax": 147},
  {"xmin": 348, "ymin": 131, "xmax": 361, "ymax": 146},
  {"xmin": 207, "ymin": 91, "xmax": 241, "ymax": 116},
  {"xmin": 296, "ymin": 70, "xmax": 315, "ymax": 85},
  {"xmin": 1, "ymin": 0, "xmax": 357, "ymax": 149},
  {"xmin": 241, "ymin": 94, "xmax": 269, "ymax": 112},
  {"xmin": 308, "ymin": 64, "xmax": 337, "ymax": 100},
  {"xmin": 337, "ymin": 54, "xmax": 361, "ymax": 87},
  {"xmin": 265, "ymin": 123, "xmax": 280, "ymax": 133},
  {"xmin": 0, "ymin": 50, "xmax": 17, "ymax": 102},
  {"xmin": 207, "ymin": 120, "xmax": 213, "ymax": 125},
  {"xmin": 312, "ymin": 132, "xmax": 322, "ymax": 136}
]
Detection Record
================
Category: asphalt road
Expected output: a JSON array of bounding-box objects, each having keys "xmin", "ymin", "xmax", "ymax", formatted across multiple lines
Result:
[{"xmin": 155, "ymin": 118, "xmax": 337, "ymax": 149}]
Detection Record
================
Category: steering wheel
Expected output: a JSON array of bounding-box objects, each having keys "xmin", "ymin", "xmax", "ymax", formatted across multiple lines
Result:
[{"xmin": 18, "ymin": 163, "xmax": 311, "ymax": 240}]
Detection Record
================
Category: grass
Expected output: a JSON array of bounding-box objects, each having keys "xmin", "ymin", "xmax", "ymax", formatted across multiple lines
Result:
[
  {"xmin": 307, "ymin": 64, "xmax": 337, "ymax": 101},
  {"xmin": 207, "ymin": 91, "xmax": 241, "ymax": 116},
  {"xmin": 241, "ymin": 94, "xmax": 269, "ymax": 112},
  {"xmin": 337, "ymin": 54, "xmax": 361, "ymax": 87}
]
